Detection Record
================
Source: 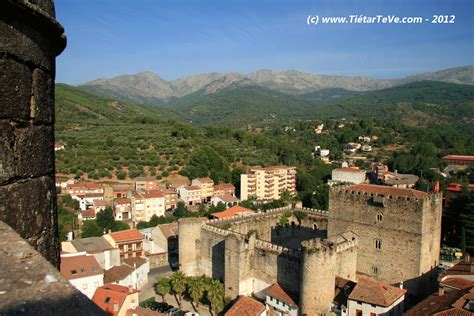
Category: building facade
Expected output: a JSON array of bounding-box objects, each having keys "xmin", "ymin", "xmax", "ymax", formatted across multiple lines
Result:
[
  {"xmin": 191, "ymin": 177, "xmax": 214, "ymax": 202},
  {"xmin": 328, "ymin": 184, "xmax": 442, "ymax": 296},
  {"xmin": 240, "ymin": 166, "xmax": 296, "ymax": 201}
]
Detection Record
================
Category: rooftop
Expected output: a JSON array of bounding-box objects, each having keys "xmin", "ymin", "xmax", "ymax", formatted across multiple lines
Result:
[
  {"xmin": 194, "ymin": 177, "xmax": 214, "ymax": 184},
  {"xmin": 135, "ymin": 177, "xmax": 156, "ymax": 182},
  {"xmin": 348, "ymin": 277, "xmax": 406, "ymax": 307},
  {"xmin": 92, "ymin": 284, "xmax": 138, "ymax": 316},
  {"xmin": 156, "ymin": 222, "xmax": 179, "ymax": 239},
  {"xmin": 67, "ymin": 182, "xmax": 103, "ymax": 190},
  {"xmin": 104, "ymin": 265, "xmax": 134, "ymax": 284},
  {"xmin": 405, "ymin": 287, "xmax": 473, "ymax": 316},
  {"xmin": 0, "ymin": 220, "xmax": 105, "ymax": 315},
  {"xmin": 225, "ymin": 295, "xmax": 265, "ymax": 316},
  {"xmin": 142, "ymin": 190, "xmax": 164, "ymax": 199},
  {"xmin": 108, "ymin": 229, "xmax": 144, "ymax": 243},
  {"xmin": 343, "ymin": 183, "xmax": 429, "ymax": 199},
  {"xmin": 214, "ymin": 183, "xmax": 236, "ymax": 190},
  {"xmin": 183, "ymin": 185, "xmax": 201, "ymax": 191},
  {"xmin": 215, "ymin": 194, "xmax": 239, "ymax": 203},
  {"xmin": 442, "ymin": 155, "xmax": 474, "ymax": 161},
  {"xmin": 116, "ymin": 198, "xmax": 132, "ymax": 205},
  {"xmin": 60, "ymin": 253, "xmax": 103, "ymax": 280},
  {"xmin": 266, "ymin": 283, "xmax": 298, "ymax": 307},
  {"xmin": 334, "ymin": 167, "xmax": 365, "ymax": 173},
  {"xmin": 212, "ymin": 205, "xmax": 256, "ymax": 219},
  {"xmin": 70, "ymin": 237, "xmax": 115, "ymax": 253},
  {"xmin": 441, "ymin": 278, "xmax": 474, "ymax": 291},
  {"xmin": 441, "ymin": 258, "xmax": 474, "ymax": 278}
]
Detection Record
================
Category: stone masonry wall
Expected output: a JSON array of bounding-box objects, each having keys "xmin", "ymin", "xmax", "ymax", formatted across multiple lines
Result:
[
  {"xmin": 328, "ymin": 188, "xmax": 441, "ymax": 296},
  {"xmin": 0, "ymin": 0, "xmax": 66, "ymax": 268}
]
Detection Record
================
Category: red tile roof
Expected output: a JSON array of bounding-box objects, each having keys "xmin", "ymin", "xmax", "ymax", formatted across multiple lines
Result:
[
  {"xmin": 142, "ymin": 190, "xmax": 164, "ymax": 199},
  {"xmin": 60, "ymin": 253, "xmax": 103, "ymax": 280},
  {"xmin": 56, "ymin": 177, "xmax": 70, "ymax": 183},
  {"xmin": 195, "ymin": 177, "xmax": 214, "ymax": 184},
  {"xmin": 104, "ymin": 265, "xmax": 134, "ymax": 284},
  {"xmin": 92, "ymin": 284, "xmax": 138, "ymax": 316},
  {"xmin": 433, "ymin": 308, "xmax": 473, "ymax": 316},
  {"xmin": 94, "ymin": 200, "xmax": 107, "ymax": 206},
  {"xmin": 67, "ymin": 182, "xmax": 103, "ymax": 190},
  {"xmin": 184, "ymin": 185, "xmax": 201, "ymax": 191},
  {"xmin": 441, "ymin": 277, "xmax": 474, "ymax": 290},
  {"xmin": 225, "ymin": 296, "xmax": 265, "ymax": 316},
  {"xmin": 108, "ymin": 229, "xmax": 144, "ymax": 243},
  {"xmin": 441, "ymin": 259, "xmax": 474, "ymax": 278},
  {"xmin": 81, "ymin": 208, "xmax": 96, "ymax": 219},
  {"xmin": 212, "ymin": 205, "xmax": 255, "ymax": 219},
  {"xmin": 157, "ymin": 223, "xmax": 179, "ymax": 239},
  {"xmin": 214, "ymin": 183, "xmax": 236, "ymax": 191},
  {"xmin": 335, "ymin": 167, "xmax": 364, "ymax": 173},
  {"xmin": 442, "ymin": 155, "xmax": 474, "ymax": 161},
  {"xmin": 266, "ymin": 283, "xmax": 297, "ymax": 307},
  {"xmin": 345, "ymin": 183, "xmax": 428, "ymax": 199},
  {"xmin": 116, "ymin": 198, "xmax": 132, "ymax": 205},
  {"xmin": 348, "ymin": 277, "xmax": 406, "ymax": 307},
  {"xmin": 126, "ymin": 307, "xmax": 165, "ymax": 316},
  {"xmin": 405, "ymin": 287, "xmax": 473, "ymax": 316}
]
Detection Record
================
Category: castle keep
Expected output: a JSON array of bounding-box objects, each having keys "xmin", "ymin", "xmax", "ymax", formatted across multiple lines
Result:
[
  {"xmin": 328, "ymin": 184, "xmax": 442, "ymax": 296},
  {"xmin": 179, "ymin": 184, "xmax": 441, "ymax": 314}
]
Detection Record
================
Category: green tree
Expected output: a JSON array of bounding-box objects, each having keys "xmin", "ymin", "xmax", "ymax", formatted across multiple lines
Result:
[
  {"xmin": 96, "ymin": 206, "xmax": 115, "ymax": 232},
  {"xmin": 206, "ymin": 279, "xmax": 225, "ymax": 316},
  {"xmin": 81, "ymin": 220, "xmax": 103, "ymax": 238},
  {"xmin": 170, "ymin": 271, "xmax": 187, "ymax": 306},
  {"xmin": 187, "ymin": 276, "xmax": 205, "ymax": 308},
  {"xmin": 155, "ymin": 276, "xmax": 171, "ymax": 303}
]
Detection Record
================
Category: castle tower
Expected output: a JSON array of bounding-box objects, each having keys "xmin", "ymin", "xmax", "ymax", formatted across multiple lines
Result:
[
  {"xmin": 299, "ymin": 232, "xmax": 358, "ymax": 315},
  {"xmin": 1, "ymin": 0, "xmax": 66, "ymax": 268},
  {"xmin": 178, "ymin": 217, "xmax": 207, "ymax": 275},
  {"xmin": 328, "ymin": 184, "xmax": 442, "ymax": 296}
]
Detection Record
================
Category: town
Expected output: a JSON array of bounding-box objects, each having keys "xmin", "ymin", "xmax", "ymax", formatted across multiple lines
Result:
[
  {"xmin": 51, "ymin": 152, "xmax": 473, "ymax": 315},
  {"xmin": 1, "ymin": 1, "xmax": 474, "ymax": 316}
]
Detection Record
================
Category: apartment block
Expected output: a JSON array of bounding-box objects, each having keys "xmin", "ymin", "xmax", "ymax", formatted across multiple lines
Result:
[{"xmin": 240, "ymin": 166, "xmax": 296, "ymax": 201}]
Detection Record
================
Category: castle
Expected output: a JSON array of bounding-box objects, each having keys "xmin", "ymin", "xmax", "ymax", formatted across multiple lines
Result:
[{"xmin": 179, "ymin": 184, "xmax": 442, "ymax": 315}]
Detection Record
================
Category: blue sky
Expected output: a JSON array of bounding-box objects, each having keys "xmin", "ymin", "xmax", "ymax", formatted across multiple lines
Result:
[{"xmin": 56, "ymin": 0, "xmax": 474, "ymax": 84}]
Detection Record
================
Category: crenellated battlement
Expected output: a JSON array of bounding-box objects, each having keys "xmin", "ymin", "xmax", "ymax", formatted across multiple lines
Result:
[
  {"xmin": 301, "ymin": 231, "xmax": 358, "ymax": 255},
  {"xmin": 254, "ymin": 239, "xmax": 301, "ymax": 258},
  {"xmin": 201, "ymin": 223, "xmax": 232, "ymax": 236},
  {"xmin": 331, "ymin": 184, "xmax": 434, "ymax": 202}
]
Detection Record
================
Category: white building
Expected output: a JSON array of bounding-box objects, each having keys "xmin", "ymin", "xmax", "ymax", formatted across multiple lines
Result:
[
  {"xmin": 177, "ymin": 186, "xmax": 202, "ymax": 206},
  {"xmin": 346, "ymin": 278, "xmax": 406, "ymax": 316},
  {"xmin": 265, "ymin": 283, "xmax": 298, "ymax": 316},
  {"xmin": 210, "ymin": 194, "xmax": 239, "ymax": 208},
  {"xmin": 103, "ymin": 257, "xmax": 149, "ymax": 290},
  {"xmin": 329, "ymin": 167, "xmax": 366, "ymax": 186},
  {"xmin": 320, "ymin": 149, "xmax": 330, "ymax": 157},
  {"xmin": 129, "ymin": 191, "xmax": 166, "ymax": 223},
  {"xmin": 61, "ymin": 237, "xmax": 121, "ymax": 270},
  {"xmin": 114, "ymin": 198, "xmax": 132, "ymax": 221},
  {"xmin": 60, "ymin": 252, "xmax": 104, "ymax": 299}
]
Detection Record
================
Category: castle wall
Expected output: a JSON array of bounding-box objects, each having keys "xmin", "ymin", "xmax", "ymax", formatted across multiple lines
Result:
[
  {"xmin": 178, "ymin": 218, "xmax": 208, "ymax": 275},
  {"xmin": 0, "ymin": 0, "xmax": 66, "ymax": 268},
  {"xmin": 328, "ymin": 188, "xmax": 441, "ymax": 296}
]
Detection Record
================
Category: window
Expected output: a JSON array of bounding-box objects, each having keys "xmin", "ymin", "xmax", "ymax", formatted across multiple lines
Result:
[
  {"xmin": 80, "ymin": 268, "xmax": 85, "ymax": 273},
  {"xmin": 71, "ymin": 269, "xmax": 77, "ymax": 275},
  {"xmin": 355, "ymin": 310, "xmax": 362, "ymax": 316},
  {"xmin": 376, "ymin": 213, "xmax": 383, "ymax": 221},
  {"xmin": 375, "ymin": 239, "xmax": 382, "ymax": 250},
  {"xmin": 105, "ymin": 297, "xmax": 111, "ymax": 304},
  {"xmin": 372, "ymin": 266, "xmax": 379, "ymax": 275}
]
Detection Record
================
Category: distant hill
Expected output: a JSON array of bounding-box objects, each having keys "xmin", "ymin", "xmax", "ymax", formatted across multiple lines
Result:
[
  {"xmin": 163, "ymin": 81, "xmax": 474, "ymax": 127},
  {"xmin": 77, "ymin": 66, "xmax": 474, "ymax": 104},
  {"xmin": 55, "ymin": 84, "xmax": 177, "ymax": 128}
]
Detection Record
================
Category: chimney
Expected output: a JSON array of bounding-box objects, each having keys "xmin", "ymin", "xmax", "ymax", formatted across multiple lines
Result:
[
  {"xmin": 439, "ymin": 286, "xmax": 445, "ymax": 296},
  {"xmin": 399, "ymin": 281, "xmax": 403, "ymax": 289},
  {"xmin": 108, "ymin": 229, "xmax": 112, "ymax": 234}
]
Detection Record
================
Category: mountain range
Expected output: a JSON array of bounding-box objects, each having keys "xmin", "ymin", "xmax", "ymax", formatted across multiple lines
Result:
[{"xmin": 78, "ymin": 66, "xmax": 474, "ymax": 105}]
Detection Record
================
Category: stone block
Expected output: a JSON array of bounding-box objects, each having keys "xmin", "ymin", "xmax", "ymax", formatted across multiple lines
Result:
[
  {"xmin": 0, "ymin": 175, "xmax": 58, "ymax": 267},
  {"xmin": 0, "ymin": 59, "xmax": 32, "ymax": 121},
  {"xmin": 31, "ymin": 68, "xmax": 54, "ymax": 124}
]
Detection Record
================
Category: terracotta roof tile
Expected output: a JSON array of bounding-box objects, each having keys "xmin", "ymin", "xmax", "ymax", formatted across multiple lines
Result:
[
  {"xmin": 266, "ymin": 283, "xmax": 297, "ymax": 307},
  {"xmin": 212, "ymin": 205, "xmax": 255, "ymax": 219},
  {"xmin": 108, "ymin": 229, "xmax": 143, "ymax": 243},
  {"xmin": 195, "ymin": 177, "xmax": 214, "ymax": 184},
  {"xmin": 125, "ymin": 307, "xmax": 165, "ymax": 316},
  {"xmin": 67, "ymin": 182, "xmax": 103, "ymax": 190},
  {"xmin": 441, "ymin": 259, "xmax": 474, "ymax": 278},
  {"xmin": 116, "ymin": 198, "xmax": 132, "ymax": 205},
  {"xmin": 441, "ymin": 277, "xmax": 474, "ymax": 290},
  {"xmin": 142, "ymin": 190, "xmax": 164, "ymax": 199},
  {"xmin": 60, "ymin": 253, "xmax": 103, "ymax": 280},
  {"xmin": 334, "ymin": 167, "xmax": 365, "ymax": 173},
  {"xmin": 92, "ymin": 284, "xmax": 138, "ymax": 316},
  {"xmin": 104, "ymin": 265, "xmax": 134, "ymax": 284},
  {"xmin": 433, "ymin": 308, "xmax": 473, "ymax": 316},
  {"xmin": 214, "ymin": 183, "xmax": 236, "ymax": 191},
  {"xmin": 225, "ymin": 296, "xmax": 265, "ymax": 316},
  {"xmin": 344, "ymin": 183, "xmax": 428, "ymax": 199},
  {"xmin": 157, "ymin": 223, "xmax": 178, "ymax": 239},
  {"xmin": 348, "ymin": 277, "xmax": 406, "ymax": 307},
  {"xmin": 81, "ymin": 208, "xmax": 96, "ymax": 218},
  {"xmin": 442, "ymin": 155, "xmax": 474, "ymax": 161},
  {"xmin": 404, "ymin": 287, "xmax": 473, "ymax": 316},
  {"xmin": 184, "ymin": 185, "xmax": 201, "ymax": 191}
]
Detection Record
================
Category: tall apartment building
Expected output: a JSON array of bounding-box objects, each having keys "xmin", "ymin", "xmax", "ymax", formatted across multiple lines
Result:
[
  {"xmin": 240, "ymin": 166, "xmax": 296, "ymax": 201},
  {"xmin": 128, "ymin": 191, "xmax": 165, "ymax": 223},
  {"xmin": 191, "ymin": 177, "xmax": 214, "ymax": 202}
]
